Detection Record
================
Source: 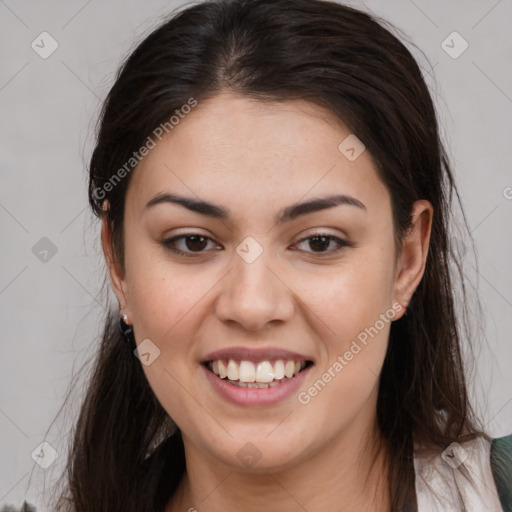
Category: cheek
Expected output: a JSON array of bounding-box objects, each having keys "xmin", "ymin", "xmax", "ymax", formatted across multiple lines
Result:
[
  {"xmin": 295, "ymin": 268, "xmax": 393, "ymax": 430},
  {"xmin": 294, "ymin": 251, "xmax": 396, "ymax": 335},
  {"xmin": 127, "ymin": 263, "xmax": 212, "ymax": 433},
  {"xmin": 141, "ymin": 360, "xmax": 208, "ymax": 443},
  {"xmin": 124, "ymin": 238, "xmax": 206, "ymax": 337},
  {"xmin": 291, "ymin": 247, "xmax": 395, "ymax": 404}
]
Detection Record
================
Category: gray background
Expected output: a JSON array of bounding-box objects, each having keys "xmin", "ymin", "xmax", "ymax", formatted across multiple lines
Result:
[{"xmin": 1, "ymin": 0, "xmax": 511, "ymax": 509}]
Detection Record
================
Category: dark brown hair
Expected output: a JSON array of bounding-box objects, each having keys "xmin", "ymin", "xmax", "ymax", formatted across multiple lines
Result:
[{"xmin": 48, "ymin": 0, "xmax": 488, "ymax": 510}]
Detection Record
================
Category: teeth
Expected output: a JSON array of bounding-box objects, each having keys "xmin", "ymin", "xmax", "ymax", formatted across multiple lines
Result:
[
  {"xmin": 227, "ymin": 359, "xmax": 238, "ymax": 381},
  {"xmin": 208, "ymin": 358, "xmax": 307, "ymax": 384},
  {"xmin": 255, "ymin": 361, "xmax": 274, "ymax": 383},
  {"xmin": 218, "ymin": 360, "xmax": 227, "ymax": 379},
  {"xmin": 239, "ymin": 361, "xmax": 256, "ymax": 382},
  {"xmin": 273, "ymin": 360, "xmax": 285, "ymax": 380},
  {"xmin": 285, "ymin": 360, "xmax": 295, "ymax": 378},
  {"xmin": 230, "ymin": 378, "xmax": 291, "ymax": 388}
]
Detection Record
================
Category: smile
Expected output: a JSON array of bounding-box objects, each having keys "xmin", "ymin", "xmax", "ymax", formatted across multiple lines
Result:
[
  {"xmin": 205, "ymin": 359, "xmax": 312, "ymax": 388},
  {"xmin": 202, "ymin": 357, "xmax": 314, "ymax": 406}
]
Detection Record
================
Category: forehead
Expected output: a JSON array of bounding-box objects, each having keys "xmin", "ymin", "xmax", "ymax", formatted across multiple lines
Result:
[{"xmin": 126, "ymin": 92, "xmax": 390, "ymax": 220}]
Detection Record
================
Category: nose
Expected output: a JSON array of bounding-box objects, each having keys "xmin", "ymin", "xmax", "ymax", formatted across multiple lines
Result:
[{"xmin": 214, "ymin": 247, "xmax": 295, "ymax": 332}]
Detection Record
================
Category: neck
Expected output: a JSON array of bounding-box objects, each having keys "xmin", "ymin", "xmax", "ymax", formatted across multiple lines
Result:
[{"xmin": 166, "ymin": 422, "xmax": 392, "ymax": 512}]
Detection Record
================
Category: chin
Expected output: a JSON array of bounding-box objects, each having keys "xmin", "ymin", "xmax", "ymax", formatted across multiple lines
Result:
[{"xmin": 204, "ymin": 435, "xmax": 308, "ymax": 474}]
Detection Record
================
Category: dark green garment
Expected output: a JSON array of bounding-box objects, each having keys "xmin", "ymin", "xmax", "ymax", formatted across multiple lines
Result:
[
  {"xmin": 491, "ymin": 434, "xmax": 512, "ymax": 512},
  {"xmin": 2, "ymin": 435, "xmax": 511, "ymax": 511}
]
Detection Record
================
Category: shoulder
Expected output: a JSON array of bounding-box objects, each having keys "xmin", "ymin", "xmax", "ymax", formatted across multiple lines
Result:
[
  {"xmin": 490, "ymin": 433, "xmax": 512, "ymax": 512},
  {"xmin": 414, "ymin": 435, "xmax": 505, "ymax": 511}
]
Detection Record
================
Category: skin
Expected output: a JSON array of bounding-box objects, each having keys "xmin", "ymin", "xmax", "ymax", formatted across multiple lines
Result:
[{"xmin": 101, "ymin": 91, "xmax": 433, "ymax": 511}]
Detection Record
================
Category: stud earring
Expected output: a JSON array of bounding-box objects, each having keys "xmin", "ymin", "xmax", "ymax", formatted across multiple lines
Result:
[{"xmin": 119, "ymin": 312, "xmax": 134, "ymax": 342}]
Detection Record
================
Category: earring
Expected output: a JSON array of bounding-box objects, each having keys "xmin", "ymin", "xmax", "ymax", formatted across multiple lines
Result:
[{"xmin": 120, "ymin": 312, "xmax": 134, "ymax": 342}]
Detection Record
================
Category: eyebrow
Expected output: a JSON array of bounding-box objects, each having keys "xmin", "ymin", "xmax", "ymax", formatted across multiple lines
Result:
[{"xmin": 144, "ymin": 192, "xmax": 366, "ymax": 224}]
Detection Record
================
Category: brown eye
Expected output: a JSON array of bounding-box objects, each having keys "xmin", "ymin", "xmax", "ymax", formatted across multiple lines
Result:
[
  {"xmin": 161, "ymin": 234, "xmax": 219, "ymax": 257},
  {"xmin": 294, "ymin": 233, "xmax": 350, "ymax": 255},
  {"xmin": 161, "ymin": 232, "xmax": 350, "ymax": 258}
]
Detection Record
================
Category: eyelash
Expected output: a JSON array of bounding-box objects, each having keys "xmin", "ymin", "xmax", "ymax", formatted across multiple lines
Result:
[{"xmin": 161, "ymin": 232, "xmax": 351, "ymax": 258}]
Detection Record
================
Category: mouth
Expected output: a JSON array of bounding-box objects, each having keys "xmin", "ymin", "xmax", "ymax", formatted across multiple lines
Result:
[{"xmin": 202, "ymin": 358, "xmax": 315, "ymax": 389}]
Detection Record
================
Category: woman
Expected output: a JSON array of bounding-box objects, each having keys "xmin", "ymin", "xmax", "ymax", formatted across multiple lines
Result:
[{"xmin": 8, "ymin": 0, "xmax": 510, "ymax": 511}]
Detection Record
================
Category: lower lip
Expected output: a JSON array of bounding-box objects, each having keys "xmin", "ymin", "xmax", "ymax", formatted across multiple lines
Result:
[{"xmin": 202, "ymin": 363, "xmax": 313, "ymax": 407}]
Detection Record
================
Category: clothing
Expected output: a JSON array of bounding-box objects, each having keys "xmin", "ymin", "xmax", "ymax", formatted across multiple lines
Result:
[
  {"xmin": 415, "ymin": 434, "xmax": 512, "ymax": 511},
  {"xmin": 492, "ymin": 435, "xmax": 512, "ymax": 510},
  {"xmin": 3, "ymin": 434, "xmax": 510, "ymax": 512}
]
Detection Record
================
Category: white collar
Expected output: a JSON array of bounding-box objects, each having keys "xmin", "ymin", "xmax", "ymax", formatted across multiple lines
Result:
[{"xmin": 414, "ymin": 435, "xmax": 503, "ymax": 511}]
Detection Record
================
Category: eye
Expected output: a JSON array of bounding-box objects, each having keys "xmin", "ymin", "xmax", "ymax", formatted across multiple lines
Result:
[
  {"xmin": 161, "ymin": 232, "xmax": 351, "ymax": 258},
  {"xmin": 161, "ymin": 234, "xmax": 221, "ymax": 257},
  {"xmin": 293, "ymin": 233, "xmax": 350, "ymax": 255}
]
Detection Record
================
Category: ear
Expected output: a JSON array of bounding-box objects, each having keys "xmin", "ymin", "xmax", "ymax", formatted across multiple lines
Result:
[
  {"xmin": 392, "ymin": 200, "xmax": 433, "ymax": 320},
  {"xmin": 100, "ymin": 201, "xmax": 129, "ymax": 313}
]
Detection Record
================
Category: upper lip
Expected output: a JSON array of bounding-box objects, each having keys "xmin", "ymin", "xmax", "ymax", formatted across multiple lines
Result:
[{"xmin": 201, "ymin": 346, "xmax": 314, "ymax": 363}]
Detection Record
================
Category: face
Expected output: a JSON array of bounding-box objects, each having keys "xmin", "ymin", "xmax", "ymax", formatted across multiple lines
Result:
[{"xmin": 103, "ymin": 91, "xmax": 432, "ymax": 473}]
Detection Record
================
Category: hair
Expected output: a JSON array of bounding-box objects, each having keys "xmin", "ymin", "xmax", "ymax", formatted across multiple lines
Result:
[{"xmin": 47, "ymin": 0, "xmax": 489, "ymax": 510}]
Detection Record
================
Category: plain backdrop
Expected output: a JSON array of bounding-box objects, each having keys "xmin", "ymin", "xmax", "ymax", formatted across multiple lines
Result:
[{"xmin": 1, "ymin": 0, "xmax": 511, "ymax": 509}]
